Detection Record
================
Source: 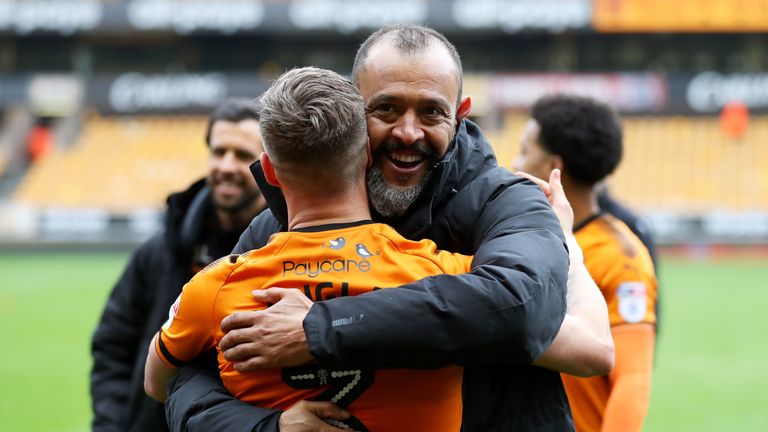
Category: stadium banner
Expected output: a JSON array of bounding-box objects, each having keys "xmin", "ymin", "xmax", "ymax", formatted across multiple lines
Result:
[
  {"xmin": 86, "ymin": 72, "xmax": 269, "ymax": 114},
  {"xmin": 0, "ymin": 0, "xmax": 593, "ymax": 35},
  {"xmin": 6, "ymin": 71, "xmax": 768, "ymax": 115},
  {"xmin": 593, "ymin": 0, "xmax": 768, "ymax": 33},
  {"xmin": 0, "ymin": 74, "xmax": 30, "ymax": 106},
  {"xmin": 2, "ymin": 0, "xmax": 767, "ymax": 35},
  {"xmin": 485, "ymin": 73, "xmax": 668, "ymax": 113},
  {"xmin": 677, "ymin": 72, "xmax": 768, "ymax": 114},
  {"xmin": 459, "ymin": 72, "xmax": 768, "ymax": 114}
]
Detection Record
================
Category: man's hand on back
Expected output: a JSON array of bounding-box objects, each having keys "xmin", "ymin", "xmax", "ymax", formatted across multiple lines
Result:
[{"xmin": 219, "ymin": 288, "xmax": 315, "ymax": 371}]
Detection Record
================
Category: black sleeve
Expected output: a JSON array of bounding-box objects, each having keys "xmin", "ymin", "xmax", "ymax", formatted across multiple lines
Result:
[
  {"xmin": 232, "ymin": 209, "xmax": 283, "ymax": 254},
  {"xmin": 166, "ymin": 366, "xmax": 280, "ymax": 432},
  {"xmin": 304, "ymin": 174, "xmax": 569, "ymax": 368},
  {"xmin": 90, "ymin": 240, "xmax": 155, "ymax": 431}
]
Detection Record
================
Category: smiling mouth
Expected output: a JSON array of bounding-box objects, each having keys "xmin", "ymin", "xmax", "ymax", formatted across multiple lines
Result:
[
  {"xmin": 388, "ymin": 151, "xmax": 425, "ymax": 169},
  {"xmin": 215, "ymin": 179, "xmax": 243, "ymax": 193}
]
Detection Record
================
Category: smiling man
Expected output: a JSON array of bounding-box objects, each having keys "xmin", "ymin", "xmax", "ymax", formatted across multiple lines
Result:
[
  {"xmin": 164, "ymin": 25, "xmax": 612, "ymax": 432},
  {"xmin": 358, "ymin": 37, "xmax": 468, "ymax": 217},
  {"xmin": 91, "ymin": 99, "xmax": 267, "ymax": 432}
]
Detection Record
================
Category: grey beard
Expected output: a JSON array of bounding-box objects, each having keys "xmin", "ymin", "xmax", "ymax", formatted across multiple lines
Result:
[{"xmin": 366, "ymin": 163, "xmax": 429, "ymax": 218}]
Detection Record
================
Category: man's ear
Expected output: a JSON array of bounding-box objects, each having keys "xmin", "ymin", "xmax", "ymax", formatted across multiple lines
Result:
[
  {"xmin": 259, "ymin": 152, "xmax": 281, "ymax": 187},
  {"xmin": 365, "ymin": 137, "xmax": 373, "ymax": 169},
  {"xmin": 456, "ymin": 96, "xmax": 472, "ymax": 122}
]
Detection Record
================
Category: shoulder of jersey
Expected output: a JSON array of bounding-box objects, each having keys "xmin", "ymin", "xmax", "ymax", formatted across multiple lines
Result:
[
  {"xmin": 195, "ymin": 253, "xmax": 251, "ymax": 280},
  {"xmin": 583, "ymin": 215, "xmax": 647, "ymax": 259},
  {"xmin": 371, "ymin": 223, "xmax": 439, "ymax": 254}
]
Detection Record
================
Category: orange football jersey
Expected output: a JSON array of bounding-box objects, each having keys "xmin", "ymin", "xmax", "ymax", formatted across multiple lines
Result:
[
  {"xmin": 562, "ymin": 214, "xmax": 657, "ymax": 432},
  {"xmin": 156, "ymin": 221, "xmax": 471, "ymax": 432}
]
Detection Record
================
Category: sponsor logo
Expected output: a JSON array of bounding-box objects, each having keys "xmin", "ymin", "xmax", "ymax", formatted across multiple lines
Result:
[
  {"xmin": 322, "ymin": 237, "xmax": 346, "ymax": 250},
  {"xmin": 331, "ymin": 314, "xmax": 364, "ymax": 327},
  {"xmin": 283, "ymin": 258, "xmax": 371, "ymax": 278},
  {"xmin": 108, "ymin": 72, "xmax": 228, "ymax": 113},
  {"xmin": 127, "ymin": 0, "xmax": 264, "ymax": 34},
  {"xmin": 452, "ymin": 0, "xmax": 590, "ymax": 32},
  {"xmin": 162, "ymin": 294, "xmax": 182, "ymax": 329},
  {"xmin": 617, "ymin": 282, "xmax": 647, "ymax": 324},
  {"xmin": 355, "ymin": 242, "xmax": 379, "ymax": 259},
  {"xmin": 289, "ymin": 0, "xmax": 426, "ymax": 33},
  {"xmin": 686, "ymin": 72, "xmax": 768, "ymax": 112}
]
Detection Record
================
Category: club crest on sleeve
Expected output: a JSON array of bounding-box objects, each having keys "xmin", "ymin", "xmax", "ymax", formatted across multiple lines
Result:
[
  {"xmin": 162, "ymin": 294, "xmax": 182, "ymax": 330},
  {"xmin": 617, "ymin": 282, "xmax": 647, "ymax": 323}
]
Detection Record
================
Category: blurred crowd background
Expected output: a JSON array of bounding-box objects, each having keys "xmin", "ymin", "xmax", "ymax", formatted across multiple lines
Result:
[{"xmin": 0, "ymin": 0, "xmax": 767, "ymax": 248}]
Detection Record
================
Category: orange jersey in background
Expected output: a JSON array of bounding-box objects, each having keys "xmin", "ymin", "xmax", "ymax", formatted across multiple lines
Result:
[
  {"xmin": 563, "ymin": 214, "xmax": 657, "ymax": 432},
  {"xmin": 156, "ymin": 221, "xmax": 471, "ymax": 432}
]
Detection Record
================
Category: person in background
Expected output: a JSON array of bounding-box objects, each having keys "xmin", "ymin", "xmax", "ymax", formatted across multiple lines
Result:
[
  {"xmin": 90, "ymin": 98, "xmax": 267, "ymax": 432},
  {"xmin": 515, "ymin": 94, "xmax": 658, "ymax": 432},
  {"xmin": 597, "ymin": 185, "xmax": 662, "ymax": 335}
]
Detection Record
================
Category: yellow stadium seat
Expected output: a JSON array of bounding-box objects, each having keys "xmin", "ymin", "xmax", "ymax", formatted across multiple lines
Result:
[
  {"xmin": 488, "ymin": 114, "xmax": 768, "ymax": 212},
  {"xmin": 14, "ymin": 113, "xmax": 209, "ymax": 213}
]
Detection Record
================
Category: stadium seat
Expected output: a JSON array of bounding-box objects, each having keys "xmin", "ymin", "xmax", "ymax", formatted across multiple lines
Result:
[
  {"xmin": 13, "ymin": 114, "xmax": 208, "ymax": 213},
  {"xmin": 491, "ymin": 114, "xmax": 768, "ymax": 212}
]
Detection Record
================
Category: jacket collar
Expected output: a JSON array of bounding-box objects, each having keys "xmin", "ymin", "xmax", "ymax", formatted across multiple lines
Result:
[{"xmin": 165, "ymin": 178, "xmax": 211, "ymax": 257}]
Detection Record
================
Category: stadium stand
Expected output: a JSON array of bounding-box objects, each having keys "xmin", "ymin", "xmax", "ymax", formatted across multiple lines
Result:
[
  {"xmin": 13, "ymin": 114, "xmax": 208, "ymax": 213},
  {"xmin": 13, "ymin": 111, "xmax": 768, "ymax": 215},
  {"xmin": 493, "ymin": 114, "xmax": 768, "ymax": 212}
]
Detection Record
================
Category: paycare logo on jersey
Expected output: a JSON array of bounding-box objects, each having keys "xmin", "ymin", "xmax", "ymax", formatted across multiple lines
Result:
[
  {"xmin": 282, "ymin": 258, "xmax": 372, "ymax": 278},
  {"xmin": 283, "ymin": 239, "xmax": 379, "ymax": 278}
]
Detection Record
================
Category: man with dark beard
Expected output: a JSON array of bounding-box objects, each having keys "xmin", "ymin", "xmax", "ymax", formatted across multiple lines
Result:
[{"xmin": 91, "ymin": 98, "xmax": 267, "ymax": 432}]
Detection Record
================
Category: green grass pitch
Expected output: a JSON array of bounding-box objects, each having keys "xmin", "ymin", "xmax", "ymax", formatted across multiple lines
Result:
[{"xmin": 0, "ymin": 251, "xmax": 766, "ymax": 431}]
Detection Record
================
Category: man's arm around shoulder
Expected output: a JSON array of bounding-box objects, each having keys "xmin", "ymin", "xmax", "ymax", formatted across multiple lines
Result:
[{"xmin": 302, "ymin": 169, "xmax": 569, "ymax": 367}]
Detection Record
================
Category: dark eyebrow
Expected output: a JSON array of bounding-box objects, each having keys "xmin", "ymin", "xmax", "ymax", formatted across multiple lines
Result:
[
  {"xmin": 366, "ymin": 94, "xmax": 452, "ymax": 112},
  {"xmin": 366, "ymin": 94, "xmax": 400, "ymax": 107},
  {"xmin": 421, "ymin": 97, "xmax": 452, "ymax": 113}
]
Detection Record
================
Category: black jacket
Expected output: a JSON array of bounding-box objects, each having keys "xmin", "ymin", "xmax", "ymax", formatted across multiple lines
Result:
[
  {"xmin": 91, "ymin": 180, "xmax": 249, "ymax": 432},
  {"xmin": 167, "ymin": 120, "xmax": 573, "ymax": 431}
]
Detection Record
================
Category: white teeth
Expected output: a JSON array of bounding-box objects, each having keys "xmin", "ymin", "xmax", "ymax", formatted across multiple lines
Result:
[{"xmin": 390, "ymin": 153, "xmax": 422, "ymax": 163}]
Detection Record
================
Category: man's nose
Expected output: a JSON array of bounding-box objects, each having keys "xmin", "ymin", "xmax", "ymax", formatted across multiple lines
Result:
[
  {"xmin": 392, "ymin": 111, "xmax": 425, "ymax": 145},
  {"xmin": 219, "ymin": 151, "xmax": 238, "ymax": 172}
]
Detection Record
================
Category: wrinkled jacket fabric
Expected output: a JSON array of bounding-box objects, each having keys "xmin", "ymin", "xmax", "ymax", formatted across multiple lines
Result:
[
  {"xmin": 167, "ymin": 120, "xmax": 573, "ymax": 431},
  {"xmin": 91, "ymin": 180, "xmax": 232, "ymax": 432}
]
